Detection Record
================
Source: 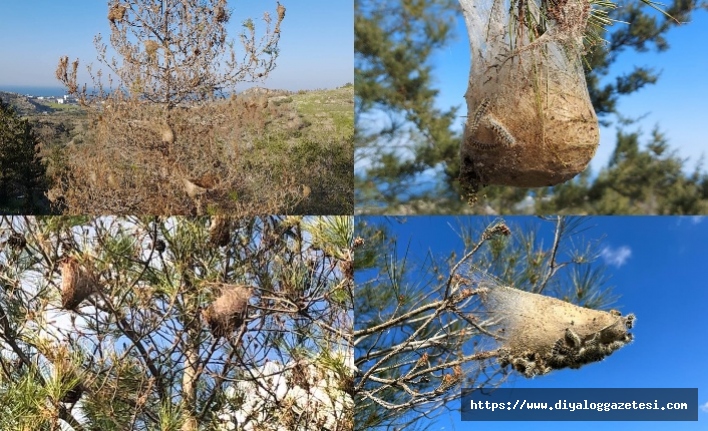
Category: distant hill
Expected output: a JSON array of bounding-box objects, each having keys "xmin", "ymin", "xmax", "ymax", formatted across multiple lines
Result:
[
  {"xmin": 0, "ymin": 91, "xmax": 54, "ymax": 116},
  {"xmin": 239, "ymin": 86, "xmax": 292, "ymax": 98}
]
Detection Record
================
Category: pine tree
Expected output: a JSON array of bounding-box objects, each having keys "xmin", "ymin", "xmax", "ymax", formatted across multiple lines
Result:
[
  {"xmin": 536, "ymin": 128, "xmax": 708, "ymax": 214},
  {"xmin": 0, "ymin": 98, "xmax": 50, "ymax": 214},
  {"xmin": 355, "ymin": 216, "xmax": 626, "ymax": 428},
  {"xmin": 0, "ymin": 216, "xmax": 353, "ymax": 430}
]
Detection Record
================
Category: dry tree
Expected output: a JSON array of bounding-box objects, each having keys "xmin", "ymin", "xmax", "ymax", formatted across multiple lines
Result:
[
  {"xmin": 52, "ymin": 1, "xmax": 291, "ymax": 215},
  {"xmin": 65, "ymin": 0, "xmax": 286, "ymax": 109}
]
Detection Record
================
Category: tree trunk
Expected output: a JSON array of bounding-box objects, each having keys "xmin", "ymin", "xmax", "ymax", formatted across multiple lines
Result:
[{"xmin": 181, "ymin": 345, "xmax": 199, "ymax": 431}]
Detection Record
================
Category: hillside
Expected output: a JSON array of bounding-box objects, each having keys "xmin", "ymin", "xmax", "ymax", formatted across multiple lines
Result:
[{"xmin": 0, "ymin": 91, "xmax": 56, "ymax": 116}]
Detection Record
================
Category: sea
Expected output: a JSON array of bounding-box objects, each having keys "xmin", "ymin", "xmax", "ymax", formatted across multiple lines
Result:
[
  {"xmin": 0, "ymin": 85, "xmax": 67, "ymax": 97},
  {"xmin": 0, "ymin": 85, "xmax": 254, "ymax": 99}
]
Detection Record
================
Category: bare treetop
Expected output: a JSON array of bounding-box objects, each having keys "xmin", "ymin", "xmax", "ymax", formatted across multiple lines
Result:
[{"xmin": 59, "ymin": 0, "xmax": 285, "ymax": 108}]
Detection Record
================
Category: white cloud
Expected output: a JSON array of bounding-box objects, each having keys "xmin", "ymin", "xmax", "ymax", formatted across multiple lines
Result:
[
  {"xmin": 600, "ymin": 246, "xmax": 632, "ymax": 268},
  {"xmin": 674, "ymin": 216, "xmax": 704, "ymax": 227},
  {"xmin": 700, "ymin": 402, "xmax": 708, "ymax": 413}
]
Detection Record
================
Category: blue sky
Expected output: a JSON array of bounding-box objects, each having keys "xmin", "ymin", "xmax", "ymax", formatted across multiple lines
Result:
[
  {"xmin": 431, "ymin": 7, "xmax": 708, "ymax": 175},
  {"xmin": 355, "ymin": 215, "xmax": 708, "ymax": 430},
  {"xmin": 0, "ymin": 0, "xmax": 353, "ymax": 92}
]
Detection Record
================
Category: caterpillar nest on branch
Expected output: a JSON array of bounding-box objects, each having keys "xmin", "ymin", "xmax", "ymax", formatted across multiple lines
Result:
[
  {"xmin": 215, "ymin": 5, "xmax": 227, "ymax": 23},
  {"xmin": 108, "ymin": 4, "xmax": 126, "ymax": 24},
  {"xmin": 144, "ymin": 40, "xmax": 160, "ymax": 63},
  {"xmin": 61, "ymin": 258, "xmax": 101, "ymax": 311},
  {"xmin": 277, "ymin": 2, "xmax": 286, "ymax": 21},
  {"xmin": 202, "ymin": 284, "xmax": 253, "ymax": 339},
  {"xmin": 458, "ymin": 0, "xmax": 599, "ymax": 193},
  {"xmin": 479, "ymin": 284, "xmax": 634, "ymax": 378}
]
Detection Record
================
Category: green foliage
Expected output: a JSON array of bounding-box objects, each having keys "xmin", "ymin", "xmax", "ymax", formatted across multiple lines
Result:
[
  {"xmin": 0, "ymin": 372, "xmax": 51, "ymax": 430},
  {"xmin": 355, "ymin": 0, "xmax": 707, "ymax": 214},
  {"xmin": 535, "ymin": 128, "xmax": 708, "ymax": 214},
  {"xmin": 303, "ymin": 216, "xmax": 354, "ymax": 260},
  {"xmin": 355, "ymin": 0, "xmax": 461, "ymax": 210},
  {"xmin": 0, "ymin": 98, "xmax": 50, "ymax": 214}
]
